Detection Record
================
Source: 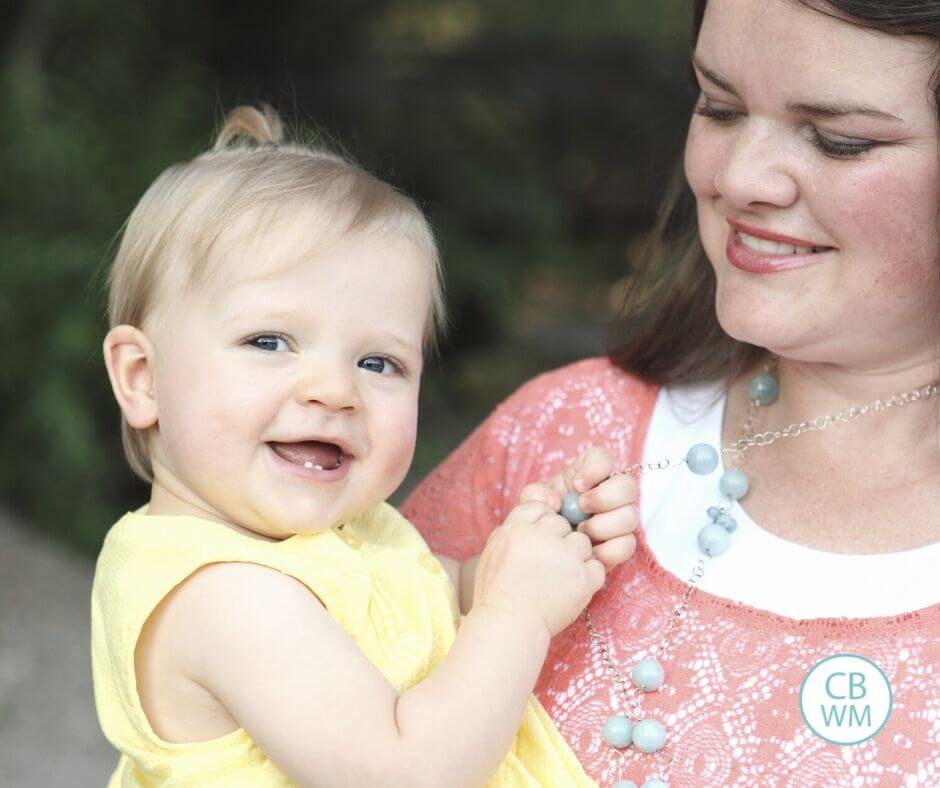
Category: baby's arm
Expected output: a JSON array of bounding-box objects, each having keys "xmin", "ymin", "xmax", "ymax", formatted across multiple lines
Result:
[
  {"xmin": 174, "ymin": 499, "xmax": 602, "ymax": 787},
  {"xmin": 435, "ymin": 554, "xmax": 480, "ymax": 615},
  {"xmin": 438, "ymin": 447, "xmax": 638, "ymax": 613}
]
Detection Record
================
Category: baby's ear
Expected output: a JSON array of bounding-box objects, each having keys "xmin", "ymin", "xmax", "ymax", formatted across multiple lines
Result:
[{"xmin": 103, "ymin": 325, "xmax": 158, "ymax": 429}]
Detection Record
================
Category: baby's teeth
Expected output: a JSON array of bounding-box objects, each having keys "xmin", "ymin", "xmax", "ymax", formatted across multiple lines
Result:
[{"xmin": 302, "ymin": 461, "xmax": 324, "ymax": 470}]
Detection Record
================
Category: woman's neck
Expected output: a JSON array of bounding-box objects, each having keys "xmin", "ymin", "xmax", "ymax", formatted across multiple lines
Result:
[
  {"xmin": 758, "ymin": 357, "xmax": 940, "ymax": 469},
  {"xmin": 719, "ymin": 355, "xmax": 940, "ymax": 552}
]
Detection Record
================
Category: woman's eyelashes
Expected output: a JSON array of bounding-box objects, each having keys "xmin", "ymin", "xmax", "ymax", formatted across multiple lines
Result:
[
  {"xmin": 806, "ymin": 130, "xmax": 875, "ymax": 158},
  {"xmin": 693, "ymin": 100, "xmax": 740, "ymax": 124},
  {"xmin": 694, "ymin": 98, "xmax": 876, "ymax": 159}
]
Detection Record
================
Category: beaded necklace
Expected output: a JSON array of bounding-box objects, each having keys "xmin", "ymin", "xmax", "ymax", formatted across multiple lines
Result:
[{"xmin": 559, "ymin": 361, "xmax": 939, "ymax": 788}]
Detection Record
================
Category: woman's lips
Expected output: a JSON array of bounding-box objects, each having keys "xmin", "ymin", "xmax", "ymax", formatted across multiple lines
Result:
[{"xmin": 726, "ymin": 228, "xmax": 832, "ymax": 273}]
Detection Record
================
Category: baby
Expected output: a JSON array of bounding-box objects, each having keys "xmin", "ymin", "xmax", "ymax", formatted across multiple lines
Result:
[{"xmin": 92, "ymin": 105, "xmax": 637, "ymax": 787}]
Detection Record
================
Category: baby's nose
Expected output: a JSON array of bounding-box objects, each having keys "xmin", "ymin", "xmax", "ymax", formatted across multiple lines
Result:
[{"xmin": 294, "ymin": 362, "xmax": 359, "ymax": 412}]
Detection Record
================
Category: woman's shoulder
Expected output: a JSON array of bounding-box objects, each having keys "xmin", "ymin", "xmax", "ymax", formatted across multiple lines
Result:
[{"xmin": 493, "ymin": 356, "xmax": 659, "ymax": 423}]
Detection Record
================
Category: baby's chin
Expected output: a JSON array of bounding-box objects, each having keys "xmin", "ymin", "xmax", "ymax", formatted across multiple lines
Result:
[{"xmin": 238, "ymin": 498, "xmax": 386, "ymax": 541}]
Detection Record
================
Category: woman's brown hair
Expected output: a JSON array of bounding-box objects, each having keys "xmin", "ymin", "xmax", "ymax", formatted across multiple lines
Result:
[{"xmin": 608, "ymin": 0, "xmax": 940, "ymax": 386}]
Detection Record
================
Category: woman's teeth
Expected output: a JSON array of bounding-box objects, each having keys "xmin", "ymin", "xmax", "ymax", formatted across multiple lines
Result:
[{"xmin": 738, "ymin": 230, "xmax": 826, "ymax": 255}]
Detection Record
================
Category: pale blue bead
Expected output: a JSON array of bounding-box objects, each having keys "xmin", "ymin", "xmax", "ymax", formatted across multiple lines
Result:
[
  {"xmin": 631, "ymin": 658, "xmax": 665, "ymax": 691},
  {"xmin": 707, "ymin": 505, "xmax": 721, "ymax": 521},
  {"xmin": 686, "ymin": 443, "xmax": 719, "ymax": 475},
  {"xmin": 561, "ymin": 491, "xmax": 588, "ymax": 526},
  {"xmin": 613, "ymin": 782, "xmax": 638, "ymax": 788},
  {"xmin": 717, "ymin": 513, "xmax": 738, "ymax": 533},
  {"xmin": 698, "ymin": 523, "xmax": 731, "ymax": 556},
  {"xmin": 641, "ymin": 780, "xmax": 669, "ymax": 788},
  {"xmin": 603, "ymin": 714, "xmax": 635, "ymax": 748},
  {"xmin": 632, "ymin": 719, "xmax": 667, "ymax": 753},
  {"xmin": 719, "ymin": 469, "xmax": 749, "ymax": 500},
  {"xmin": 747, "ymin": 372, "xmax": 780, "ymax": 406}
]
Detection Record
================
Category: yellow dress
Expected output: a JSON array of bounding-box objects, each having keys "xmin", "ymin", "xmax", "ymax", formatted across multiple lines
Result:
[{"xmin": 91, "ymin": 502, "xmax": 596, "ymax": 786}]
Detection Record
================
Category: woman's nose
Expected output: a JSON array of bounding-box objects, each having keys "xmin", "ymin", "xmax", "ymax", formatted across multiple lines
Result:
[{"xmin": 714, "ymin": 120, "xmax": 799, "ymax": 211}]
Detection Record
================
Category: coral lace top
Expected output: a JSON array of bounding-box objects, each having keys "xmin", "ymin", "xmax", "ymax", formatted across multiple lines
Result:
[{"xmin": 401, "ymin": 358, "xmax": 940, "ymax": 787}]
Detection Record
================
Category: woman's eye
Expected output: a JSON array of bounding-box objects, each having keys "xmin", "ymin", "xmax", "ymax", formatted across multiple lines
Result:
[
  {"xmin": 358, "ymin": 355, "xmax": 401, "ymax": 375},
  {"xmin": 693, "ymin": 98, "xmax": 741, "ymax": 124},
  {"xmin": 247, "ymin": 334, "xmax": 291, "ymax": 353},
  {"xmin": 808, "ymin": 129, "xmax": 875, "ymax": 159}
]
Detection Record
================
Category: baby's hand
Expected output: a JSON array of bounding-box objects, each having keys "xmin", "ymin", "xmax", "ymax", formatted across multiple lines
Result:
[
  {"xmin": 473, "ymin": 501, "xmax": 605, "ymax": 638},
  {"xmin": 518, "ymin": 447, "xmax": 638, "ymax": 572}
]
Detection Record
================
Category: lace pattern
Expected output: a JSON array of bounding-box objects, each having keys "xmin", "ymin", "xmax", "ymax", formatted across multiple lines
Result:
[{"xmin": 401, "ymin": 358, "xmax": 940, "ymax": 787}]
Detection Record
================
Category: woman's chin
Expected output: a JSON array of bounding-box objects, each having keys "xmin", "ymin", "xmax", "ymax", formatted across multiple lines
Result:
[
  {"xmin": 715, "ymin": 306, "xmax": 802, "ymax": 360},
  {"xmin": 717, "ymin": 314, "xmax": 842, "ymax": 366}
]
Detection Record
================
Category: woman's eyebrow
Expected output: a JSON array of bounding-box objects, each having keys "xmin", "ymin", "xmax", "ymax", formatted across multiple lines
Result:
[
  {"xmin": 691, "ymin": 59, "xmax": 737, "ymax": 95},
  {"xmin": 692, "ymin": 57, "xmax": 902, "ymax": 122},
  {"xmin": 785, "ymin": 100, "xmax": 902, "ymax": 122}
]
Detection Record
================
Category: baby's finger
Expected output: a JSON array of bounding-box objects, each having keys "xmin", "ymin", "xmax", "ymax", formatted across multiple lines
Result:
[
  {"xmin": 568, "ymin": 447, "xmax": 617, "ymax": 494},
  {"xmin": 561, "ymin": 449, "xmax": 590, "ymax": 492},
  {"xmin": 538, "ymin": 512, "xmax": 574, "ymax": 537},
  {"xmin": 586, "ymin": 558, "xmax": 607, "ymax": 592},
  {"xmin": 592, "ymin": 534, "xmax": 637, "ymax": 571},
  {"xmin": 578, "ymin": 506, "xmax": 639, "ymax": 543},
  {"xmin": 564, "ymin": 530, "xmax": 593, "ymax": 561},
  {"xmin": 578, "ymin": 474, "xmax": 637, "ymax": 514},
  {"xmin": 546, "ymin": 473, "xmax": 570, "ymax": 502},
  {"xmin": 518, "ymin": 482, "xmax": 561, "ymax": 511},
  {"xmin": 511, "ymin": 500, "xmax": 555, "ymax": 523}
]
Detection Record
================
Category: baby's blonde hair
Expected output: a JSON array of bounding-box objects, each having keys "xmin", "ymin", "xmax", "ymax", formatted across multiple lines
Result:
[{"xmin": 107, "ymin": 104, "xmax": 444, "ymax": 483}]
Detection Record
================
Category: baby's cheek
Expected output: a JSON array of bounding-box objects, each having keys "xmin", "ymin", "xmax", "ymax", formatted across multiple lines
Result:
[{"xmin": 381, "ymin": 406, "xmax": 419, "ymax": 479}]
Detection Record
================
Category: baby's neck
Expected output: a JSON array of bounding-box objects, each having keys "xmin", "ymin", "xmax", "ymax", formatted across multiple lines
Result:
[{"xmin": 148, "ymin": 481, "xmax": 283, "ymax": 542}]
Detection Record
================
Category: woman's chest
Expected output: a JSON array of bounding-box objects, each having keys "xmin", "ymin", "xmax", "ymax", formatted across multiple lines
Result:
[
  {"xmin": 533, "ymin": 567, "xmax": 940, "ymax": 787},
  {"xmin": 734, "ymin": 462, "xmax": 940, "ymax": 553}
]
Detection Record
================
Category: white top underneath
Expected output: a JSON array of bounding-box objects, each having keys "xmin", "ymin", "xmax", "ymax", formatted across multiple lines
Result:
[{"xmin": 640, "ymin": 382, "xmax": 940, "ymax": 618}]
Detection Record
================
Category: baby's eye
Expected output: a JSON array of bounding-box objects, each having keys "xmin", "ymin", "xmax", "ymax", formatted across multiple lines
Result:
[
  {"xmin": 247, "ymin": 334, "xmax": 291, "ymax": 353},
  {"xmin": 358, "ymin": 355, "xmax": 402, "ymax": 375}
]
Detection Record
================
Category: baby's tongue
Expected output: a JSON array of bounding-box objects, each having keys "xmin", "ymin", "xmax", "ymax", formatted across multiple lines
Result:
[{"xmin": 270, "ymin": 441, "xmax": 342, "ymax": 469}]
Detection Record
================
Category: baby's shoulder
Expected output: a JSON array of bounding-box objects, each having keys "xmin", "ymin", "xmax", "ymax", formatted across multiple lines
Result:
[
  {"xmin": 157, "ymin": 560, "xmax": 331, "ymax": 654},
  {"xmin": 135, "ymin": 560, "xmax": 333, "ymax": 741}
]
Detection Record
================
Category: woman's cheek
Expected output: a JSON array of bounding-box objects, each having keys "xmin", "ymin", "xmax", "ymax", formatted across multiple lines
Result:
[
  {"xmin": 683, "ymin": 117, "xmax": 722, "ymax": 199},
  {"xmin": 838, "ymin": 162, "xmax": 940, "ymax": 300}
]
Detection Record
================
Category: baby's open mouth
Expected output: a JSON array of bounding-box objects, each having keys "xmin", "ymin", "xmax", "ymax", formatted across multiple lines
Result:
[{"xmin": 268, "ymin": 441, "xmax": 345, "ymax": 471}]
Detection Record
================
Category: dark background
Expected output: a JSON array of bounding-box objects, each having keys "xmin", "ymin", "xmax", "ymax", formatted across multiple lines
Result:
[{"xmin": 0, "ymin": 1, "xmax": 696, "ymax": 553}]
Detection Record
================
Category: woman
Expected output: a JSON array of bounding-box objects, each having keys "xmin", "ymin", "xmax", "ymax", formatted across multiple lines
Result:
[{"xmin": 403, "ymin": 1, "xmax": 940, "ymax": 785}]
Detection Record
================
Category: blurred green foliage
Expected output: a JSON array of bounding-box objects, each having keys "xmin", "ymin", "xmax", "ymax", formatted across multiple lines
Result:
[{"xmin": 0, "ymin": 1, "xmax": 693, "ymax": 553}]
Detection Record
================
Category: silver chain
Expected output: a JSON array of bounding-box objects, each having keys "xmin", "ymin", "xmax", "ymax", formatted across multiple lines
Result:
[
  {"xmin": 725, "ymin": 382, "xmax": 937, "ymax": 458},
  {"xmin": 585, "ymin": 373, "xmax": 938, "ymax": 785},
  {"xmin": 614, "ymin": 381, "xmax": 937, "ymax": 479}
]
